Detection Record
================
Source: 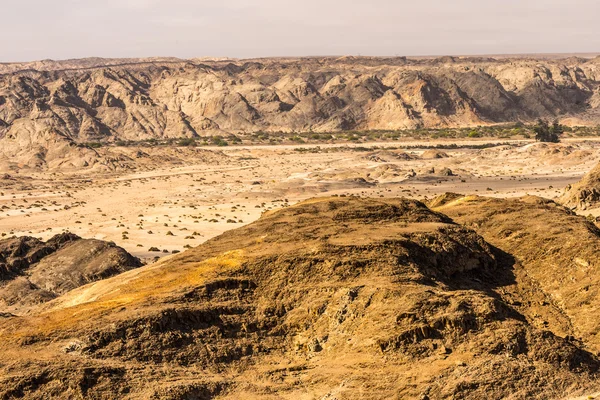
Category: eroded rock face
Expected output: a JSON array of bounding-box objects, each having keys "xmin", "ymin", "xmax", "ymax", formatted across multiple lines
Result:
[
  {"xmin": 0, "ymin": 197, "xmax": 599, "ymax": 399},
  {"xmin": 1, "ymin": 56, "xmax": 600, "ymax": 169},
  {"xmin": 0, "ymin": 233, "xmax": 141, "ymax": 312}
]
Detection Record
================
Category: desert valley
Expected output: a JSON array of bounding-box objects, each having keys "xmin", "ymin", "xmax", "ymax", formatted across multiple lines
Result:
[
  {"xmin": 4, "ymin": 56, "xmax": 600, "ymax": 398},
  {"xmin": 1, "ymin": 137, "xmax": 600, "ymax": 263}
]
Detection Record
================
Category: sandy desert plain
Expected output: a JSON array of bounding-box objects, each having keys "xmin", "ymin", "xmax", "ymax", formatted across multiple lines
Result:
[{"xmin": 1, "ymin": 137, "xmax": 598, "ymax": 263}]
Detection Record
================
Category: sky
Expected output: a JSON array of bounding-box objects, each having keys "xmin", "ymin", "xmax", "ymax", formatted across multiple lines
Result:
[{"xmin": 2, "ymin": 0, "xmax": 599, "ymax": 62}]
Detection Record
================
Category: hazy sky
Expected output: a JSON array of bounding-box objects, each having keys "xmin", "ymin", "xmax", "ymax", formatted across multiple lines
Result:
[{"xmin": 2, "ymin": 0, "xmax": 599, "ymax": 62}]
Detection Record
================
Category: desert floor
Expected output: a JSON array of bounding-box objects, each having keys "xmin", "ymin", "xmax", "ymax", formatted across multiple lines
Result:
[{"xmin": 1, "ymin": 138, "xmax": 599, "ymax": 263}]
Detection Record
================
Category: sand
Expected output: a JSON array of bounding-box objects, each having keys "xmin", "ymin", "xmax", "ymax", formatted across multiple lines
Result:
[{"xmin": 1, "ymin": 137, "xmax": 599, "ymax": 263}]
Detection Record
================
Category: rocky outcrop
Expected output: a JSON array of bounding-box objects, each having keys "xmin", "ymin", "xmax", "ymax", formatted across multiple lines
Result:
[
  {"xmin": 0, "ymin": 233, "xmax": 142, "ymax": 312},
  {"xmin": 560, "ymin": 162, "xmax": 600, "ymax": 210}
]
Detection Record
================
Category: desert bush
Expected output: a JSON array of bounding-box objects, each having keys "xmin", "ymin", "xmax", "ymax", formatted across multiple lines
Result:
[{"xmin": 534, "ymin": 119, "xmax": 563, "ymax": 143}]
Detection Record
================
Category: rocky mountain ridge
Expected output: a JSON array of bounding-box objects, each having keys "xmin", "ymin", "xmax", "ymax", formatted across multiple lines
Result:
[{"xmin": 2, "ymin": 55, "xmax": 600, "ymax": 170}]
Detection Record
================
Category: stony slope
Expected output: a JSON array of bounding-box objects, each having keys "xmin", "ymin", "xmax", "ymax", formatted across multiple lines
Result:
[
  {"xmin": 1, "ymin": 56, "xmax": 600, "ymax": 168},
  {"xmin": 1, "ymin": 197, "xmax": 599, "ymax": 399}
]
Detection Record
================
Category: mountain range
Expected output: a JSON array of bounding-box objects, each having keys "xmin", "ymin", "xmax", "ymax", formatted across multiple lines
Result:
[{"xmin": 2, "ymin": 55, "xmax": 600, "ymax": 169}]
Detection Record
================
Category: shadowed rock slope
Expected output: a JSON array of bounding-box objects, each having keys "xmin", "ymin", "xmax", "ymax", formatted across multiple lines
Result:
[
  {"xmin": 0, "ymin": 233, "xmax": 142, "ymax": 314},
  {"xmin": 2, "ymin": 56, "xmax": 600, "ymax": 169},
  {"xmin": 0, "ymin": 197, "xmax": 599, "ymax": 399},
  {"xmin": 431, "ymin": 194, "xmax": 600, "ymax": 354}
]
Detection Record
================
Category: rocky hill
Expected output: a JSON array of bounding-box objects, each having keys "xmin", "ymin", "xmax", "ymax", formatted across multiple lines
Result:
[
  {"xmin": 1, "ymin": 197, "xmax": 600, "ymax": 399},
  {"xmin": 1, "ymin": 56, "xmax": 600, "ymax": 169},
  {"xmin": 0, "ymin": 233, "xmax": 142, "ymax": 314}
]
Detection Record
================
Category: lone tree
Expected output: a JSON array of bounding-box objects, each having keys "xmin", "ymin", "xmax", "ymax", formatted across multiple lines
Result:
[{"xmin": 533, "ymin": 119, "xmax": 563, "ymax": 143}]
